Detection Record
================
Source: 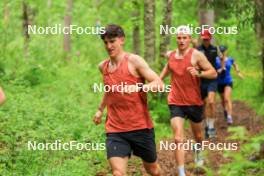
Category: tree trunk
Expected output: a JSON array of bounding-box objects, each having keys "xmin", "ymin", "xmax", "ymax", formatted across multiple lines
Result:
[
  {"xmin": 254, "ymin": 2, "xmax": 262, "ymax": 40},
  {"xmin": 159, "ymin": 0, "xmax": 172, "ymax": 59},
  {"xmin": 199, "ymin": 0, "xmax": 214, "ymax": 25},
  {"xmin": 144, "ymin": 0, "xmax": 155, "ymax": 63},
  {"xmin": 198, "ymin": 0, "xmax": 215, "ymax": 43},
  {"xmin": 64, "ymin": 0, "xmax": 73, "ymax": 60},
  {"xmin": 132, "ymin": 0, "xmax": 141, "ymax": 55},
  {"xmin": 22, "ymin": 1, "xmax": 30, "ymax": 57},
  {"xmin": 47, "ymin": 0, "xmax": 52, "ymax": 25},
  {"xmin": 255, "ymin": 0, "xmax": 264, "ymax": 92},
  {"xmin": 48, "ymin": 0, "xmax": 52, "ymax": 8},
  {"xmin": 260, "ymin": 142, "xmax": 264, "ymax": 159},
  {"xmin": 262, "ymin": 29, "xmax": 264, "ymax": 93},
  {"xmin": 255, "ymin": 23, "xmax": 262, "ymax": 39},
  {"xmin": 199, "ymin": 0, "xmax": 215, "ymax": 42},
  {"xmin": 3, "ymin": 1, "xmax": 10, "ymax": 25}
]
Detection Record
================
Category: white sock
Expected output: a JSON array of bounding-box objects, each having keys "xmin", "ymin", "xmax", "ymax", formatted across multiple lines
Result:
[
  {"xmin": 208, "ymin": 118, "xmax": 215, "ymax": 129},
  {"xmin": 206, "ymin": 118, "xmax": 210, "ymax": 127},
  {"xmin": 178, "ymin": 165, "xmax": 185, "ymax": 176}
]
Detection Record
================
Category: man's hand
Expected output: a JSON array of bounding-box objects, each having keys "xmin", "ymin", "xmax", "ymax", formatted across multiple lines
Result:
[
  {"xmin": 93, "ymin": 110, "xmax": 103, "ymax": 125},
  {"xmin": 187, "ymin": 67, "xmax": 201, "ymax": 77}
]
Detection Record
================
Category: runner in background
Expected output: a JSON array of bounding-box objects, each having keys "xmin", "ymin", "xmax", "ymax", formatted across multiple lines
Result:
[
  {"xmin": 0, "ymin": 86, "xmax": 6, "ymax": 105},
  {"xmin": 197, "ymin": 29, "xmax": 219, "ymax": 138},
  {"xmin": 216, "ymin": 45, "xmax": 244, "ymax": 124},
  {"xmin": 160, "ymin": 25, "xmax": 217, "ymax": 176}
]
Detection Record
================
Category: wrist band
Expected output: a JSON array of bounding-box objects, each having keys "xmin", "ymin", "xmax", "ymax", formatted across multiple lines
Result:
[{"xmin": 198, "ymin": 70, "xmax": 202, "ymax": 77}]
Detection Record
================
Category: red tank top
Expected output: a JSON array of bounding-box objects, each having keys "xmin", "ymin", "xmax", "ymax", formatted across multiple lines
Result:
[
  {"xmin": 168, "ymin": 48, "xmax": 203, "ymax": 105},
  {"xmin": 102, "ymin": 54, "xmax": 153, "ymax": 133}
]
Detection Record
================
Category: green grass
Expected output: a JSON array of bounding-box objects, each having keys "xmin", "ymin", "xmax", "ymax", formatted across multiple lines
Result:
[
  {"xmin": 0, "ymin": 60, "xmax": 108, "ymax": 175},
  {"xmin": 4, "ymin": 46, "xmax": 264, "ymax": 176},
  {"xmin": 231, "ymin": 58, "xmax": 264, "ymax": 115},
  {"xmin": 1, "ymin": 38, "xmax": 263, "ymax": 175},
  {"xmin": 0, "ymin": 1, "xmax": 263, "ymax": 174}
]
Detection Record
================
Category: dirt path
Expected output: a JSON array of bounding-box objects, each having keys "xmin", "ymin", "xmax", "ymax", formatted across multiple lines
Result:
[
  {"xmin": 144, "ymin": 101, "xmax": 264, "ymax": 176},
  {"xmin": 96, "ymin": 101, "xmax": 264, "ymax": 176}
]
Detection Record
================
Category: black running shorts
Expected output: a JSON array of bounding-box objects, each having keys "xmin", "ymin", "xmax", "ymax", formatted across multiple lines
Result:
[{"xmin": 106, "ymin": 128, "xmax": 157, "ymax": 163}]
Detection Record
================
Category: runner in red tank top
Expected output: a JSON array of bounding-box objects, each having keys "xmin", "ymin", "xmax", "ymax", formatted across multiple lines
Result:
[
  {"xmin": 0, "ymin": 86, "xmax": 5, "ymax": 105},
  {"xmin": 100, "ymin": 54, "xmax": 157, "ymax": 133},
  {"xmin": 93, "ymin": 24, "xmax": 163, "ymax": 176},
  {"xmin": 160, "ymin": 25, "xmax": 217, "ymax": 176}
]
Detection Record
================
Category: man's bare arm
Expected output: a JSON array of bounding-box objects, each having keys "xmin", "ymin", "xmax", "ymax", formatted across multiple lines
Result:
[
  {"xmin": 130, "ymin": 55, "xmax": 165, "ymax": 92},
  {"xmin": 93, "ymin": 61, "xmax": 107, "ymax": 125},
  {"xmin": 98, "ymin": 92, "xmax": 107, "ymax": 111},
  {"xmin": 97, "ymin": 61, "xmax": 108, "ymax": 111},
  {"xmin": 160, "ymin": 63, "xmax": 170, "ymax": 80},
  {"xmin": 196, "ymin": 51, "xmax": 217, "ymax": 79}
]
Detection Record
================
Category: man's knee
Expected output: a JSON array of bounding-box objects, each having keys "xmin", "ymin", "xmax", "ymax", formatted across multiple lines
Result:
[
  {"xmin": 207, "ymin": 98, "xmax": 215, "ymax": 108},
  {"xmin": 194, "ymin": 132, "xmax": 203, "ymax": 142},
  {"xmin": 174, "ymin": 136, "xmax": 184, "ymax": 144},
  {"xmin": 207, "ymin": 92, "xmax": 216, "ymax": 104},
  {"xmin": 145, "ymin": 163, "xmax": 161, "ymax": 176},
  {"xmin": 224, "ymin": 98, "xmax": 229, "ymax": 105},
  {"xmin": 113, "ymin": 170, "xmax": 125, "ymax": 176}
]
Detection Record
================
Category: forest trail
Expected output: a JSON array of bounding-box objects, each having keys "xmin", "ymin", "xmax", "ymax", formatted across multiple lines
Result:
[
  {"xmin": 96, "ymin": 101, "xmax": 264, "ymax": 176},
  {"xmin": 141, "ymin": 101, "xmax": 264, "ymax": 176}
]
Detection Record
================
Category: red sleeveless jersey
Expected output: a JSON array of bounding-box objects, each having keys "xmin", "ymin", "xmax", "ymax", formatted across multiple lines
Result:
[
  {"xmin": 168, "ymin": 48, "xmax": 203, "ymax": 106},
  {"xmin": 102, "ymin": 54, "xmax": 153, "ymax": 133}
]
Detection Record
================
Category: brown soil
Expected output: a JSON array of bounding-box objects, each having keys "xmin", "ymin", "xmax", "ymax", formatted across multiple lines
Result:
[{"xmin": 96, "ymin": 101, "xmax": 264, "ymax": 176}]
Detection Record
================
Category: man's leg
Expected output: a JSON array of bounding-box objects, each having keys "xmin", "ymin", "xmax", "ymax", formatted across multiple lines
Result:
[
  {"xmin": 203, "ymin": 97, "xmax": 209, "ymax": 120},
  {"xmin": 207, "ymin": 91, "xmax": 216, "ymax": 121},
  {"xmin": 109, "ymin": 157, "xmax": 128, "ymax": 176},
  {"xmin": 106, "ymin": 133, "xmax": 131, "ymax": 176},
  {"xmin": 201, "ymin": 84, "xmax": 210, "ymax": 138},
  {"xmin": 190, "ymin": 121, "xmax": 203, "ymax": 144},
  {"xmin": 190, "ymin": 121, "xmax": 204, "ymax": 166},
  {"xmin": 143, "ymin": 161, "xmax": 161, "ymax": 176},
  {"xmin": 171, "ymin": 117, "xmax": 185, "ymax": 176},
  {"xmin": 127, "ymin": 128, "xmax": 160, "ymax": 175},
  {"xmin": 224, "ymin": 86, "xmax": 233, "ymax": 124},
  {"xmin": 187, "ymin": 105, "xmax": 204, "ymax": 167},
  {"xmin": 205, "ymin": 91, "xmax": 216, "ymax": 138},
  {"xmin": 220, "ymin": 92, "xmax": 228, "ymax": 119}
]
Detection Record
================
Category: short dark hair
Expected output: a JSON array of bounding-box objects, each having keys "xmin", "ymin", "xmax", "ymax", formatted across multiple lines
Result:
[{"xmin": 100, "ymin": 24, "xmax": 125, "ymax": 40}]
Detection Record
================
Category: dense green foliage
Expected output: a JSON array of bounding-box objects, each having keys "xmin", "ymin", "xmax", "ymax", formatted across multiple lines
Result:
[{"xmin": 0, "ymin": 0, "xmax": 263, "ymax": 175}]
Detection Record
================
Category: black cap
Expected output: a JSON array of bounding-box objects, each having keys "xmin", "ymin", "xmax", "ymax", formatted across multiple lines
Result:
[{"xmin": 219, "ymin": 45, "xmax": 227, "ymax": 53}]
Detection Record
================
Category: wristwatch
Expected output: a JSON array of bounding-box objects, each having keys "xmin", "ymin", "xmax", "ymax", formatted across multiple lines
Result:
[{"xmin": 197, "ymin": 70, "xmax": 202, "ymax": 77}]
